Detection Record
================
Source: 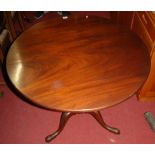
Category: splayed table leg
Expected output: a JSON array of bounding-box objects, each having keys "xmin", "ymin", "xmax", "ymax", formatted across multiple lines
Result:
[
  {"xmin": 89, "ymin": 111, "xmax": 120, "ymax": 134},
  {"xmin": 45, "ymin": 112, "xmax": 75, "ymax": 143}
]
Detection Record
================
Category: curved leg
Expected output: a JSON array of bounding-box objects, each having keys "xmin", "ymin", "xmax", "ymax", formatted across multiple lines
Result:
[
  {"xmin": 89, "ymin": 111, "xmax": 120, "ymax": 134},
  {"xmin": 45, "ymin": 112, "xmax": 74, "ymax": 143}
]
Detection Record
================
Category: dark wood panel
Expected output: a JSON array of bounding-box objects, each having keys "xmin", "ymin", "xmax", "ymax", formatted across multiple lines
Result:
[
  {"xmin": 117, "ymin": 11, "xmax": 134, "ymax": 28},
  {"xmin": 0, "ymin": 47, "xmax": 3, "ymax": 64}
]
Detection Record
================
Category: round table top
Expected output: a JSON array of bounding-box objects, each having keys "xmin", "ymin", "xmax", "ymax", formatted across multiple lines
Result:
[{"xmin": 6, "ymin": 15, "xmax": 150, "ymax": 112}]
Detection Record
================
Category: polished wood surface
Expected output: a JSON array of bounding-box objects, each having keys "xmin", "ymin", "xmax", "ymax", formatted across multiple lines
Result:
[{"xmin": 6, "ymin": 15, "xmax": 150, "ymax": 112}]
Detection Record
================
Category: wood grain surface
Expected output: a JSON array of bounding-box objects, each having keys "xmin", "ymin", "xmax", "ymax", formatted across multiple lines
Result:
[{"xmin": 6, "ymin": 15, "xmax": 150, "ymax": 112}]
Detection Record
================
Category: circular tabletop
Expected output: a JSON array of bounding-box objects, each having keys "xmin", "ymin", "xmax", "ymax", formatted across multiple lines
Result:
[{"xmin": 6, "ymin": 15, "xmax": 150, "ymax": 112}]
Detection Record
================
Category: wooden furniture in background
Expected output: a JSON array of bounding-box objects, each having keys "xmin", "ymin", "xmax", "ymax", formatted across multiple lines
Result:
[
  {"xmin": 4, "ymin": 11, "xmax": 25, "ymax": 40},
  {"xmin": 111, "ymin": 11, "xmax": 134, "ymax": 28},
  {"xmin": 5, "ymin": 15, "xmax": 150, "ymax": 142},
  {"xmin": 0, "ymin": 11, "xmax": 25, "ymax": 89},
  {"xmin": 0, "ymin": 11, "xmax": 25, "ymax": 64},
  {"xmin": 111, "ymin": 11, "xmax": 155, "ymax": 102},
  {"xmin": 0, "ymin": 12, "xmax": 12, "ymax": 64},
  {"xmin": 131, "ymin": 12, "xmax": 155, "ymax": 102}
]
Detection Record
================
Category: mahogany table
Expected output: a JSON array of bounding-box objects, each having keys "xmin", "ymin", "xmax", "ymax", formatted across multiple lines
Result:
[{"xmin": 5, "ymin": 15, "xmax": 150, "ymax": 142}]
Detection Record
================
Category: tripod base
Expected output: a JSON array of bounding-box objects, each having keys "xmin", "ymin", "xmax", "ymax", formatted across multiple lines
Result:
[{"xmin": 45, "ymin": 111, "xmax": 120, "ymax": 143}]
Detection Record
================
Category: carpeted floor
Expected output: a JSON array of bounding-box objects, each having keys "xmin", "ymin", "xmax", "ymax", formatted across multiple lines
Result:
[{"xmin": 0, "ymin": 12, "xmax": 155, "ymax": 144}]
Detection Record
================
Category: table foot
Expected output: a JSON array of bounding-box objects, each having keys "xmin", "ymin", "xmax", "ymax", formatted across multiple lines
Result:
[
  {"xmin": 45, "ymin": 112, "xmax": 74, "ymax": 143},
  {"xmin": 45, "ymin": 110, "xmax": 120, "ymax": 143},
  {"xmin": 89, "ymin": 111, "xmax": 120, "ymax": 134}
]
